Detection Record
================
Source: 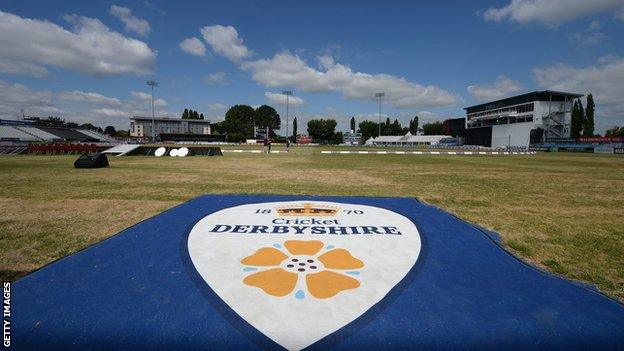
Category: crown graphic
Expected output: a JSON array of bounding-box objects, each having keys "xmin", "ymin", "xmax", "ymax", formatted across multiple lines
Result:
[{"xmin": 276, "ymin": 203, "xmax": 339, "ymax": 216}]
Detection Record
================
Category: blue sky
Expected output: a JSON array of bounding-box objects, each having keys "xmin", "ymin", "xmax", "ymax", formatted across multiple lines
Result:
[{"xmin": 0, "ymin": 0, "xmax": 623, "ymax": 133}]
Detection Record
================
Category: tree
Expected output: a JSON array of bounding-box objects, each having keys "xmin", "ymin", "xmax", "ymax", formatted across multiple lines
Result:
[
  {"xmin": 422, "ymin": 121, "xmax": 444, "ymax": 135},
  {"xmin": 385, "ymin": 117, "xmax": 391, "ymax": 126},
  {"xmin": 391, "ymin": 119, "xmax": 401, "ymax": 135},
  {"xmin": 307, "ymin": 119, "xmax": 338, "ymax": 144},
  {"xmin": 104, "ymin": 126, "xmax": 117, "ymax": 136},
  {"xmin": 292, "ymin": 117, "xmax": 298, "ymax": 140},
  {"xmin": 222, "ymin": 104, "xmax": 255, "ymax": 141},
  {"xmin": 350, "ymin": 117, "xmax": 356, "ymax": 132},
  {"xmin": 80, "ymin": 123, "xmax": 98, "ymax": 130},
  {"xmin": 358, "ymin": 120, "xmax": 379, "ymax": 142},
  {"xmin": 410, "ymin": 116, "xmax": 419, "ymax": 134},
  {"xmin": 570, "ymin": 99, "xmax": 583, "ymax": 139},
  {"xmin": 583, "ymin": 93, "xmax": 595, "ymax": 137},
  {"xmin": 332, "ymin": 131, "xmax": 344, "ymax": 144},
  {"xmin": 181, "ymin": 109, "xmax": 204, "ymax": 120},
  {"xmin": 115, "ymin": 130, "xmax": 130, "ymax": 138},
  {"xmin": 605, "ymin": 126, "xmax": 624, "ymax": 137},
  {"xmin": 254, "ymin": 105, "xmax": 281, "ymax": 132}
]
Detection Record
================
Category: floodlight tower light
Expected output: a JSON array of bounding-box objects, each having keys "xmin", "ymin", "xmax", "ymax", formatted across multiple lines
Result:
[{"xmin": 146, "ymin": 80, "xmax": 159, "ymax": 142}]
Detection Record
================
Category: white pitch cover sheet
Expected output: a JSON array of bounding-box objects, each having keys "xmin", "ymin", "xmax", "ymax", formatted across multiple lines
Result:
[{"xmin": 188, "ymin": 201, "xmax": 421, "ymax": 350}]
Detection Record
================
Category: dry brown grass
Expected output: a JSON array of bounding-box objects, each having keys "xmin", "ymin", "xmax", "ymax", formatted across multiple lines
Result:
[{"xmin": 0, "ymin": 149, "xmax": 623, "ymax": 300}]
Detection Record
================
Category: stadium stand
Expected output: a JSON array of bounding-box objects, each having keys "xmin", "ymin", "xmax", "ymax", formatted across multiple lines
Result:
[
  {"xmin": 37, "ymin": 127, "xmax": 99, "ymax": 142},
  {"xmin": 78, "ymin": 129, "xmax": 116, "ymax": 142},
  {"xmin": 0, "ymin": 126, "xmax": 40, "ymax": 142},
  {"xmin": 0, "ymin": 119, "xmax": 116, "ymax": 143},
  {"xmin": 13, "ymin": 126, "xmax": 61, "ymax": 141}
]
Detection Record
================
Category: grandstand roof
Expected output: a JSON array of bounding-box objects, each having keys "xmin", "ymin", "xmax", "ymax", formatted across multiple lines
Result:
[
  {"xmin": 464, "ymin": 90, "xmax": 584, "ymax": 114},
  {"xmin": 131, "ymin": 116, "xmax": 211, "ymax": 123}
]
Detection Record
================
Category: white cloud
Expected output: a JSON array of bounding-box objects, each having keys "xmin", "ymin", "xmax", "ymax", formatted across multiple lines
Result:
[
  {"xmin": 264, "ymin": 92, "xmax": 305, "ymax": 106},
  {"xmin": 108, "ymin": 5, "xmax": 150, "ymax": 36},
  {"xmin": 0, "ymin": 60, "xmax": 48, "ymax": 78},
  {"xmin": 570, "ymin": 31, "xmax": 608, "ymax": 46},
  {"xmin": 242, "ymin": 53, "xmax": 459, "ymax": 109},
  {"xmin": 200, "ymin": 25, "xmax": 252, "ymax": 61},
  {"xmin": 0, "ymin": 79, "xmax": 178, "ymax": 128},
  {"xmin": 0, "ymin": 10, "xmax": 155, "ymax": 77},
  {"xmin": 131, "ymin": 91, "xmax": 168, "ymax": 106},
  {"xmin": 569, "ymin": 19, "xmax": 608, "ymax": 47},
  {"xmin": 179, "ymin": 37, "xmax": 206, "ymax": 57},
  {"xmin": 92, "ymin": 108, "xmax": 131, "ymax": 118},
  {"xmin": 58, "ymin": 90, "xmax": 121, "ymax": 106},
  {"xmin": 196, "ymin": 24, "xmax": 458, "ymax": 109},
  {"xmin": 533, "ymin": 56, "xmax": 624, "ymax": 129},
  {"xmin": 467, "ymin": 76, "xmax": 523, "ymax": 101},
  {"xmin": 0, "ymin": 79, "xmax": 53, "ymax": 110},
  {"xmin": 202, "ymin": 72, "xmax": 227, "ymax": 84},
  {"xmin": 208, "ymin": 103, "xmax": 227, "ymax": 110},
  {"xmin": 483, "ymin": 0, "xmax": 624, "ymax": 25}
]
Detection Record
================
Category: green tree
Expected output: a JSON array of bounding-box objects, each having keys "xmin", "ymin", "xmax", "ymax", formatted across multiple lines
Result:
[
  {"xmin": 115, "ymin": 130, "xmax": 130, "ymax": 138},
  {"xmin": 422, "ymin": 121, "xmax": 444, "ymax": 135},
  {"xmin": 332, "ymin": 131, "xmax": 344, "ymax": 144},
  {"xmin": 254, "ymin": 105, "xmax": 281, "ymax": 132},
  {"xmin": 605, "ymin": 126, "xmax": 624, "ymax": 137},
  {"xmin": 385, "ymin": 117, "xmax": 391, "ymax": 126},
  {"xmin": 307, "ymin": 119, "xmax": 338, "ymax": 143},
  {"xmin": 223, "ymin": 104, "xmax": 255, "ymax": 140},
  {"xmin": 570, "ymin": 99, "xmax": 583, "ymax": 138},
  {"xmin": 350, "ymin": 116, "xmax": 356, "ymax": 132},
  {"xmin": 80, "ymin": 123, "xmax": 98, "ymax": 130},
  {"xmin": 104, "ymin": 126, "xmax": 117, "ymax": 136},
  {"xmin": 292, "ymin": 116, "xmax": 298, "ymax": 140},
  {"xmin": 200, "ymin": 113, "xmax": 204, "ymax": 120},
  {"xmin": 411, "ymin": 116, "xmax": 419, "ymax": 134},
  {"xmin": 358, "ymin": 120, "xmax": 379, "ymax": 142},
  {"xmin": 583, "ymin": 93, "xmax": 595, "ymax": 137},
  {"xmin": 391, "ymin": 119, "xmax": 401, "ymax": 135},
  {"xmin": 182, "ymin": 109, "xmax": 189, "ymax": 119}
]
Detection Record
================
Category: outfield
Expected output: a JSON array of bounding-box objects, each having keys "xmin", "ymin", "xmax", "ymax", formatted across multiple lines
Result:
[{"xmin": 1, "ymin": 147, "xmax": 623, "ymax": 301}]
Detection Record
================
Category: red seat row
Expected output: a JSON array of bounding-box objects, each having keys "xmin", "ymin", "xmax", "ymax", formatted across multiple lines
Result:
[{"xmin": 28, "ymin": 143, "xmax": 98, "ymax": 155}]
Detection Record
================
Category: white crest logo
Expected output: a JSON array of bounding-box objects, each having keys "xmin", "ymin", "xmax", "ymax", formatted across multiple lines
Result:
[{"xmin": 188, "ymin": 201, "xmax": 421, "ymax": 350}]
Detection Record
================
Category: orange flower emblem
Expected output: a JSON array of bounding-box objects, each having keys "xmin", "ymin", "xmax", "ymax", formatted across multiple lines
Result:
[{"xmin": 241, "ymin": 240, "xmax": 364, "ymax": 299}]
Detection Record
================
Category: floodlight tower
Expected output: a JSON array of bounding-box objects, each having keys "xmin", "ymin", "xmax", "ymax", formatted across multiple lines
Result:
[
  {"xmin": 283, "ymin": 90, "xmax": 293, "ymax": 139},
  {"xmin": 146, "ymin": 80, "xmax": 159, "ymax": 142},
  {"xmin": 375, "ymin": 92, "xmax": 385, "ymax": 137}
]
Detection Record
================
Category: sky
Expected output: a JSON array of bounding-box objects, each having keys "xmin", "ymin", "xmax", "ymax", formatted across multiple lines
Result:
[{"xmin": 0, "ymin": 0, "xmax": 623, "ymax": 134}]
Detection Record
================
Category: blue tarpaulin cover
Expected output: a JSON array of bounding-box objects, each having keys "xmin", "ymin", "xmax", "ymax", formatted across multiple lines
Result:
[{"xmin": 11, "ymin": 195, "xmax": 624, "ymax": 350}]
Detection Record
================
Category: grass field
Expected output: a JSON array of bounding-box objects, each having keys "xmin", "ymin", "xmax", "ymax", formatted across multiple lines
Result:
[{"xmin": 1, "ymin": 147, "xmax": 623, "ymax": 301}]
